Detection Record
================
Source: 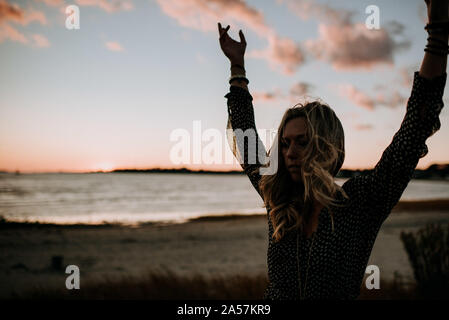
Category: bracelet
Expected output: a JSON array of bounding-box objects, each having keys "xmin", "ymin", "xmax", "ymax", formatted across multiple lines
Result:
[
  {"xmin": 426, "ymin": 28, "xmax": 449, "ymax": 36},
  {"xmin": 426, "ymin": 37, "xmax": 449, "ymax": 52},
  {"xmin": 426, "ymin": 43, "xmax": 449, "ymax": 51},
  {"xmin": 427, "ymin": 36, "xmax": 449, "ymax": 46},
  {"xmin": 229, "ymin": 74, "xmax": 249, "ymax": 85},
  {"xmin": 425, "ymin": 22, "xmax": 449, "ymax": 35},
  {"xmin": 424, "ymin": 47, "xmax": 448, "ymax": 57}
]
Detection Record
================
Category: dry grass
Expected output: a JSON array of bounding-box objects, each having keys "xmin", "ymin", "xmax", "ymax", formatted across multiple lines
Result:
[
  {"xmin": 8, "ymin": 270, "xmax": 432, "ymax": 300},
  {"xmin": 11, "ymin": 270, "xmax": 269, "ymax": 300},
  {"xmin": 400, "ymin": 223, "xmax": 449, "ymax": 299}
]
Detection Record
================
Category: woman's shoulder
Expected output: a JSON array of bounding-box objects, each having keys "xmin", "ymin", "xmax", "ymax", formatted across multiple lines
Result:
[
  {"xmin": 340, "ymin": 175, "xmax": 369, "ymax": 199},
  {"xmin": 329, "ymin": 178, "xmax": 364, "ymax": 213}
]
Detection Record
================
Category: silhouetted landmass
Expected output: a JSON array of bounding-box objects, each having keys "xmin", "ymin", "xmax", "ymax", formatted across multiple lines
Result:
[
  {"xmin": 111, "ymin": 168, "xmax": 244, "ymax": 175},
  {"xmin": 337, "ymin": 163, "xmax": 449, "ymax": 180},
  {"xmin": 1, "ymin": 163, "xmax": 448, "ymax": 179},
  {"xmin": 109, "ymin": 163, "xmax": 449, "ymax": 180}
]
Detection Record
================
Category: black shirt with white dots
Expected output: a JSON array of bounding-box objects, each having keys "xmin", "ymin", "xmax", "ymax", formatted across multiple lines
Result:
[{"xmin": 224, "ymin": 72, "xmax": 446, "ymax": 300}]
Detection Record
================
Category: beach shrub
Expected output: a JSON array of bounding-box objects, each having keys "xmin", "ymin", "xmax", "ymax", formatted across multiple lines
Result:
[{"xmin": 400, "ymin": 223, "xmax": 449, "ymax": 299}]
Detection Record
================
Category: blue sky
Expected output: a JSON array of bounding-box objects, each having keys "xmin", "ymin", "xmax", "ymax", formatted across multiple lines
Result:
[{"xmin": 1, "ymin": 0, "xmax": 448, "ymax": 172}]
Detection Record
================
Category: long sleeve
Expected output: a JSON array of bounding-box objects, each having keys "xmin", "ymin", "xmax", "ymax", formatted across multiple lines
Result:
[
  {"xmin": 343, "ymin": 71, "xmax": 446, "ymax": 228},
  {"xmin": 224, "ymin": 85, "xmax": 268, "ymax": 200}
]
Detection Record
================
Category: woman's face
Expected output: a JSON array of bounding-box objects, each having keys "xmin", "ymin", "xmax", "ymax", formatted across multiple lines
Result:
[{"xmin": 281, "ymin": 117, "xmax": 307, "ymax": 183}]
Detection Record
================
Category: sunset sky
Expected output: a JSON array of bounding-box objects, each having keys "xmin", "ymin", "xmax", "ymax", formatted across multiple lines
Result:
[{"xmin": 1, "ymin": 0, "xmax": 448, "ymax": 173}]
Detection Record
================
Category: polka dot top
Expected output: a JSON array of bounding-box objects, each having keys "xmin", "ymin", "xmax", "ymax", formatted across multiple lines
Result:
[{"xmin": 224, "ymin": 72, "xmax": 446, "ymax": 300}]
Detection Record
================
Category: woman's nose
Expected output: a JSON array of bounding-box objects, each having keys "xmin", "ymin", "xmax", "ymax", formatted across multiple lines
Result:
[{"xmin": 287, "ymin": 144, "xmax": 299, "ymax": 159}]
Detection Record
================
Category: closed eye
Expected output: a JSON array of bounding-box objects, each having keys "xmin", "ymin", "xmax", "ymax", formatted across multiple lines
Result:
[
  {"xmin": 281, "ymin": 141, "xmax": 288, "ymax": 148},
  {"xmin": 281, "ymin": 139, "xmax": 307, "ymax": 148}
]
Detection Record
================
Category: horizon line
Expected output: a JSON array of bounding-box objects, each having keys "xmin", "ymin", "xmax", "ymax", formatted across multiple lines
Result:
[{"xmin": 1, "ymin": 163, "xmax": 448, "ymax": 174}]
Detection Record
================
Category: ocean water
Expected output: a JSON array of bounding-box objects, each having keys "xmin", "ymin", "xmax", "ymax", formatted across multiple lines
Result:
[{"xmin": 1, "ymin": 172, "xmax": 449, "ymax": 225}]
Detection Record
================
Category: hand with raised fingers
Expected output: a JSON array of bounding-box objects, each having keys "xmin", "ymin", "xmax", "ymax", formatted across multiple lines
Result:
[{"xmin": 217, "ymin": 22, "xmax": 247, "ymax": 65}]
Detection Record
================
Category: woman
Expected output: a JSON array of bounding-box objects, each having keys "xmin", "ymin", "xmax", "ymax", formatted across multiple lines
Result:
[{"xmin": 218, "ymin": 0, "xmax": 448, "ymax": 300}]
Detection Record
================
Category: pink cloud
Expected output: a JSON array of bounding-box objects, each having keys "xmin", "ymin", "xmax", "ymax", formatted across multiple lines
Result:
[
  {"xmin": 338, "ymin": 84, "xmax": 407, "ymax": 111},
  {"xmin": 306, "ymin": 23, "xmax": 408, "ymax": 70},
  {"xmin": 279, "ymin": 0, "xmax": 352, "ymax": 25},
  {"xmin": 0, "ymin": 0, "xmax": 49, "ymax": 46},
  {"xmin": 0, "ymin": 0, "xmax": 22, "ymax": 23},
  {"xmin": 156, "ymin": 0, "xmax": 270, "ymax": 35},
  {"xmin": 35, "ymin": 0, "xmax": 65, "ymax": 6},
  {"xmin": 155, "ymin": 0, "xmax": 304, "ymax": 75},
  {"xmin": 0, "ymin": 22, "xmax": 27, "ymax": 43},
  {"xmin": 252, "ymin": 82, "xmax": 313, "ymax": 103},
  {"xmin": 281, "ymin": 0, "xmax": 410, "ymax": 70},
  {"xmin": 75, "ymin": 0, "xmax": 133, "ymax": 13},
  {"xmin": 105, "ymin": 41, "xmax": 124, "ymax": 51},
  {"xmin": 374, "ymin": 91, "xmax": 407, "ymax": 109},
  {"xmin": 248, "ymin": 35, "xmax": 304, "ymax": 75},
  {"xmin": 32, "ymin": 33, "xmax": 50, "ymax": 47},
  {"xmin": 252, "ymin": 88, "xmax": 284, "ymax": 103},
  {"xmin": 289, "ymin": 82, "xmax": 313, "ymax": 97},
  {"xmin": 354, "ymin": 124, "xmax": 373, "ymax": 131},
  {"xmin": 0, "ymin": 0, "xmax": 47, "ymax": 25},
  {"xmin": 22, "ymin": 9, "xmax": 47, "ymax": 25},
  {"xmin": 339, "ymin": 84, "xmax": 376, "ymax": 111}
]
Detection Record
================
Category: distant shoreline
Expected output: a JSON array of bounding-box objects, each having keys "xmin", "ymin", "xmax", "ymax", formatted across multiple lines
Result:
[
  {"xmin": 1, "ymin": 199, "xmax": 448, "ymax": 229},
  {"xmin": 1, "ymin": 164, "xmax": 449, "ymax": 180}
]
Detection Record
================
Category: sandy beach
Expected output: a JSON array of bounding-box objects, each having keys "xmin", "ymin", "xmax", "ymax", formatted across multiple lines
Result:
[{"xmin": 1, "ymin": 201, "xmax": 449, "ymax": 299}]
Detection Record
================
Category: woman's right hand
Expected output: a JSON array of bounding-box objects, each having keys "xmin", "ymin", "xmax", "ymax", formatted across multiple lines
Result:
[{"xmin": 218, "ymin": 22, "xmax": 246, "ymax": 65}]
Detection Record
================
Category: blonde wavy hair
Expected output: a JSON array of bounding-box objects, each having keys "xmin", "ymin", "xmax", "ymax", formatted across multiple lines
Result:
[{"xmin": 257, "ymin": 101, "xmax": 347, "ymax": 242}]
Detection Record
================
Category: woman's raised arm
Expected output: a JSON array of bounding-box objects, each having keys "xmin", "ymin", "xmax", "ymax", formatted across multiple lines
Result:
[
  {"xmin": 218, "ymin": 23, "xmax": 267, "ymax": 199},
  {"xmin": 343, "ymin": 0, "xmax": 448, "ymax": 230}
]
